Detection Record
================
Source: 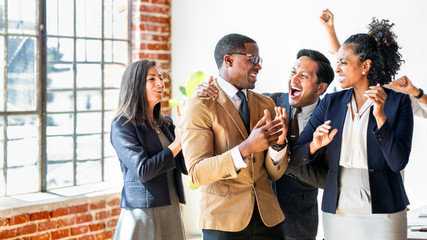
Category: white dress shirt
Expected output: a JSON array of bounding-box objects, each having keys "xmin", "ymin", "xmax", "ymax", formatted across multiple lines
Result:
[
  {"xmin": 216, "ymin": 76, "xmax": 285, "ymax": 171},
  {"xmin": 339, "ymin": 95, "xmax": 373, "ymax": 169}
]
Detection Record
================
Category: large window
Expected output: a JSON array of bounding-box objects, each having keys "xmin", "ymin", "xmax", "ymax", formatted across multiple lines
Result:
[{"xmin": 0, "ymin": 0, "xmax": 130, "ymax": 196}]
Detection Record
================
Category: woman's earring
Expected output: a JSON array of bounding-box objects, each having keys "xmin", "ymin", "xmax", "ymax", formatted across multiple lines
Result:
[{"xmin": 362, "ymin": 71, "xmax": 365, "ymax": 75}]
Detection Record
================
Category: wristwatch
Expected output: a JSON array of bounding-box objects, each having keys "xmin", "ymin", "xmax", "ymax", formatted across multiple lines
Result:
[{"xmin": 414, "ymin": 88, "xmax": 424, "ymax": 99}]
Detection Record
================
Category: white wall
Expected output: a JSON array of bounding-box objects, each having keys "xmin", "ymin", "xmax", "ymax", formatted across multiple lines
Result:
[{"xmin": 171, "ymin": 0, "xmax": 427, "ymax": 235}]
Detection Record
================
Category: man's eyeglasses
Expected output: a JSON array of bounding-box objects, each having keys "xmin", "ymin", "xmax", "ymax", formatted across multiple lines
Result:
[{"xmin": 228, "ymin": 53, "xmax": 263, "ymax": 66}]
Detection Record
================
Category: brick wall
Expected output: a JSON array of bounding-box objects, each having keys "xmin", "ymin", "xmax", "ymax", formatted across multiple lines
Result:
[
  {"xmin": 132, "ymin": 0, "xmax": 172, "ymax": 115},
  {"xmin": 0, "ymin": 194, "xmax": 121, "ymax": 240},
  {"xmin": 0, "ymin": 1, "xmax": 172, "ymax": 239}
]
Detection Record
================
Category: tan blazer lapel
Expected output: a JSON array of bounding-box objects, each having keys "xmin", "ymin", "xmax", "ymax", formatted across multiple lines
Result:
[
  {"xmin": 247, "ymin": 90, "xmax": 262, "ymax": 132},
  {"xmin": 212, "ymin": 79, "xmax": 249, "ymax": 139}
]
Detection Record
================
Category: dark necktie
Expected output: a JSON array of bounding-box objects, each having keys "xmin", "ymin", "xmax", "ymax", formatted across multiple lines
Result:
[
  {"xmin": 236, "ymin": 90, "xmax": 250, "ymax": 132},
  {"xmin": 288, "ymin": 107, "xmax": 302, "ymax": 149}
]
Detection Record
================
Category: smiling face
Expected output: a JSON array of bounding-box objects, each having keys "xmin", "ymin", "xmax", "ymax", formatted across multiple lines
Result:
[
  {"xmin": 145, "ymin": 66, "xmax": 164, "ymax": 110},
  {"xmin": 335, "ymin": 44, "xmax": 367, "ymax": 89},
  {"xmin": 225, "ymin": 43, "xmax": 261, "ymax": 90},
  {"xmin": 288, "ymin": 56, "xmax": 322, "ymax": 108}
]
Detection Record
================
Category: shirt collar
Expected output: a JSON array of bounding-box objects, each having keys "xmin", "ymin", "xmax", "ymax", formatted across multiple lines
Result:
[
  {"xmin": 299, "ymin": 99, "xmax": 319, "ymax": 119},
  {"xmin": 217, "ymin": 76, "xmax": 247, "ymax": 100}
]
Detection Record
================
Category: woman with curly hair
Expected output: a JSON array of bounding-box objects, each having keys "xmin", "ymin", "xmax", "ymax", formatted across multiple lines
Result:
[{"xmin": 291, "ymin": 19, "xmax": 413, "ymax": 239}]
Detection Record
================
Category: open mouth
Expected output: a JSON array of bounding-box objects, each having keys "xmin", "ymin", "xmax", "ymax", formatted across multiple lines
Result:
[
  {"xmin": 249, "ymin": 70, "xmax": 258, "ymax": 79},
  {"xmin": 290, "ymin": 86, "xmax": 302, "ymax": 97}
]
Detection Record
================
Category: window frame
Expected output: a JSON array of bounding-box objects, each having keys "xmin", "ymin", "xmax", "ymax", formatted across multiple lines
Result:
[{"xmin": 0, "ymin": 0, "xmax": 131, "ymax": 196}]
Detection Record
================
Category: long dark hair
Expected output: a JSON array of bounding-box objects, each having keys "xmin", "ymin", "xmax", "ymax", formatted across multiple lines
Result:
[
  {"xmin": 343, "ymin": 18, "xmax": 403, "ymax": 86},
  {"xmin": 115, "ymin": 60, "xmax": 169, "ymax": 129}
]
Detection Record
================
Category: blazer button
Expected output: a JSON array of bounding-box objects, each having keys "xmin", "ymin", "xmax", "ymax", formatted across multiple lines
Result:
[
  {"xmin": 253, "ymin": 182, "xmax": 256, "ymax": 188},
  {"xmin": 369, "ymin": 169, "xmax": 374, "ymax": 173},
  {"xmin": 252, "ymin": 158, "xmax": 256, "ymax": 163},
  {"xmin": 277, "ymin": 165, "xmax": 281, "ymax": 171}
]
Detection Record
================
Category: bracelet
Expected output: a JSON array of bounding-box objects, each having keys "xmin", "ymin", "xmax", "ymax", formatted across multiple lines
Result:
[
  {"xmin": 272, "ymin": 142, "xmax": 287, "ymax": 151},
  {"xmin": 414, "ymin": 88, "xmax": 424, "ymax": 99}
]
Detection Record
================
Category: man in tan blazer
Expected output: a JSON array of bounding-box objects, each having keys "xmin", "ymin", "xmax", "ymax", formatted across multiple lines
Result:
[{"xmin": 179, "ymin": 33, "xmax": 289, "ymax": 240}]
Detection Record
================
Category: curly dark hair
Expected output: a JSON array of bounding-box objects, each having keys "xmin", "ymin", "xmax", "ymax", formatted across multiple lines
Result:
[{"xmin": 343, "ymin": 18, "xmax": 404, "ymax": 86}]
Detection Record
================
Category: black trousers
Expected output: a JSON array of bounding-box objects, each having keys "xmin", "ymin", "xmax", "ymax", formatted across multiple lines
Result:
[{"xmin": 202, "ymin": 204, "xmax": 285, "ymax": 240}]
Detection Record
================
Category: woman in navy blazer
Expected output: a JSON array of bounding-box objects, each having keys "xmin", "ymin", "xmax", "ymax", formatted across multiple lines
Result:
[
  {"xmin": 110, "ymin": 60, "xmax": 187, "ymax": 240},
  {"xmin": 291, "ymin": 19, "xmax": 413, "ymax": 240}
]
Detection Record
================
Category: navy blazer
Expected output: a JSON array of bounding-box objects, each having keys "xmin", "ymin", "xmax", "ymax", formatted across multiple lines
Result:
[
  {"xmin": 291, "ymin": 88, "xmax": 413, "ymax": 214},
  {"xmin": 110, "ymin": 115, "xmax": 187, "ymax": 208}
]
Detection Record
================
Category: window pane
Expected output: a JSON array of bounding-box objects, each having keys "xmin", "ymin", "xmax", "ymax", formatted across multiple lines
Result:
[
  {"xmin": 77, "ymin": 134, "xmax": 101, "ymax": 160},
  {"xmin": 0, "ymin": 116, "xmax": 4, "ymax": 195},
  {"xmin": 47, "ymin": 90, "xmax": 74, "ymax": 112},
  {"xmin": 104, "ymin": 110, "xmax": 115, "ymax": 132},
  {"xmin": 47, "ymin": 136, "xmax": 73, "ymax": 161},
  {"xmin": 7, "ymin": 0, "xmax": 37, "ymax": 34},
  {"xmin": 77, "ymin": 90, "xmax": 101, "ymax": 111},
  {"xmin": 104, "ymin": 89, "xmax": 118, "ymax": 111},
  {"xmin": 7, "ymin": 115, "xmax": 39, "ymax": 167},
  {"xmin": 47, "ymin": 113, "xmax": 74, "ymax": 135},
  {"xmin": 77, "ymin": 160, "xmax": 101, "ymax": 185},
  {"xmin": 47, "ymin": 38, "xmax": 74, "ymax": 62},
  {"xmin": 47, "ymin": 63, "xmax": 73, "ymax": 89},
  {"xmin": 47, "ymin": 162, "xmax": 73, "ymax": 189},
  {"xmin": 6, "ymin": 115, "xmax": 39, "ymax": 195},
  {"xmin": 0, "ymin": 117, "xmax": 4, "ymax": 167},
  {"xmin": 46, "ymin": 0, "xmax": 74, "ymax": 36},
  {"xmin": 0, "ymin": 118, "xmax": 4, "ymax": 192},
  {"xmin": 7, "ymin": 36, "xmax": 36, "ymax": 111},
  {"xmin": 76, "ymin": 0, "xmax": 101, "ymax": 38},
  {"xmin": 104, "ymin": 40, "xmax": 128, "ymax": 64},
  {"xmin": 7, "ymin": 165, "xmax": 38, "ymax": 195},
  {"xmin": 104, "ymin": 0, "xmax": 128, "ymax": 39},
  {"xmin": 76, "ymin": 64, "xmax": 101, "ymax": 88},
  {"xmin": 104, "ymin": 133, "xmax": 115, "ymax": 158},
  {"xmin": 0, "ymin": 37, "xmax": 4, "ymax": 111},
  {"xmin": 0, "ymin": 0, "xmax": 4, "ymax": 32},
  {"xmin": 76, "ymin": 112, "xmax": 101, "ymax": 134},
  {"xmin": 77, "ymin": 39, "xmax": 101, "ymax": 62},
  {"xmin": 104, "ymin": 156, "xmax": 121, "ymax": 182},
  {"xmin": 104, "ymin": 64, "xmax": 125, "ymax": 88}
]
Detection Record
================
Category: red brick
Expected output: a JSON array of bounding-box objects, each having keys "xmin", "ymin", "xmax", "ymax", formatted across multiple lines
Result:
[
  {"xmin": 70, "ymin": 204, "xmax": 88, "ymax": 214},
  {"xmin": 0, "ymin": 218, "xmax": 9, "ymax": 226},
  {"xmin": 51, "ymin": 208, "xmax": 70, "ymax": 218},
  {"xmin": 75, "ymin": 214, "xmax": 93, "ymax": 224},
  {"xmin": 31, "ymin": 233, "xmax": 50, "ymax": 240},
  {"xmin": 0, "ymin": 228, "xmax": 17, "ymax": 239},
  {"xmin": 56, "ymin": 218, "xmax": 75, "ymax": 228},
  {"xmin": 95, "ymin": 211, "xmax": 109, "ymax": 220},
  {"xmin": 78, "ymin": 235, "xmax": 95, "ymax": 240},
  {"xmin": 111, "ymin": 208, "xmax": 121, "ymax": 216},
  {"xmin": 38, "ymin": 220, "xmax": 57, "ymax": 232},
  {"xmin": 147, "ymin": 43, "xmax": 170, "ymax": 51},
  {"xmin": 71, "ymin": 226, "xmax": 89, "ymax": 236},
  {"xmin": 140, "ymin": 4, "xmax": 169, "ymax": 15},
  {"xmin": 151, "ymin": 0, "xmax": 170, "ymax": 4},
  {"xmin": 9, "ymin": 214, "xmax": 30, "ymax": 225},
  {"xmin": 140, "ymin": 15, "xmax": 170, "ymax": 24},
  {"xmin": 89, "ymin": 223, "xmax": 105, "ymax": 232},
  {"xmin": 95, "ymin": 230, "xmax": 113, "ymax": 240},
  {"xmin": 107, "ymin": 218, "xmax": 118, "ymax": 228},
  {"xmin": 89, "ymin": 201, "xmax": 106, "ymax": 210},
  {"xmin": 160, "ymin": 25, "xmax": 170, "ymax": 33},
  {"xmin": 17, "ymin": 224, "xmax": 37, "ymax": 235},
  {"xmin": 30, "ymin": 211, "xmax": 51, "ymax": 221},
  {"xmin": 107, "ymin": 198, "xmax": 120, "ymax": 207},
  {"xmin": 51, "ymin": 229, "xmax": 70, "ymax": 239}
]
